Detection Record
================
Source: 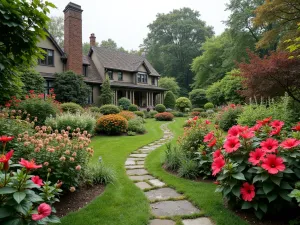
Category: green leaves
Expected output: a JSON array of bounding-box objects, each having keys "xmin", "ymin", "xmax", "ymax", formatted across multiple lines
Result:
[
  {"xmin": 232, "ymin": 172, "xmax": 246, "ymax": 180},
  {"xmin": 0, "ymin": 207, "xmax": 12, "ymax": 218},
  {"xmin": 263, "ymin": 182, "xmax": 274, "ymax": 194},
  {"xmin": 0, "ymin": 187, "xmax": 17, "ymax": 194},
  {"xmin": 13, "ymin": 192, "xmax": 26, "ymax": 204}
]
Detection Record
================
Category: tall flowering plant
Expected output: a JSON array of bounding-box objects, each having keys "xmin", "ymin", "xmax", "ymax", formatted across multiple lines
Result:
[
  {"xmin": 213, "ymin": 118, "xmax": 300, "ymax": 219},
  {"xmin": 0, "ymin": 138, "xmax": 61, "ymax": 224}
]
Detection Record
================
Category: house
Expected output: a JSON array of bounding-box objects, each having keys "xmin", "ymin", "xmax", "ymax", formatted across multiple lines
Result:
[{"xmin": 35, "ymin": 2, "xmax": 166, "ymax": 107}]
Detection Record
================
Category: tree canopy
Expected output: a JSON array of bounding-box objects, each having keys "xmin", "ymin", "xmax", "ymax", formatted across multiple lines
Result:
[
  {"xmin": 158, "ymin": 77, "xmax": 180, "ymax": 97},
  {"xmin": 47, "ymin": 16, "xmax": 64, "ymax": 48},
  {"xmin": 143, "ymin": 8, "xmax": 214, "ymax": 93}
]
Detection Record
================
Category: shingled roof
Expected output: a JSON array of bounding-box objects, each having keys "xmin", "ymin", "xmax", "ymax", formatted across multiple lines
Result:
[{"xmin": 92, "ymin": 47, "xmax": 160, "ymax": 76}]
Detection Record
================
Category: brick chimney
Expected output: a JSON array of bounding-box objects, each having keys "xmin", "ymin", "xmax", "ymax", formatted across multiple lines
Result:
[
  {"xmin": 63, "ymin": 2, "xmax": 83, "ymax": 74},
  {"xmin": 90, "ymin": 33, "xmax": 96, "ymax": 47}
]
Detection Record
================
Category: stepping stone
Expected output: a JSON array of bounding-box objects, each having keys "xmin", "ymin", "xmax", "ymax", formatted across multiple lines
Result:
[
  {"xmin": 135, "ymin": 182, "xmax": 152, "ymax": 190},
  {"xmin": 125, "ymin": 160, "xmax": 135, "ymax": 165},
  {"xmin": 149, "ymin": 219, "xmax": 176, "ymax": 225},
  {"xmin": 145, "ymin": 188, "xmax": 182, "ymax": 201},
  {"xmin": 127, "ymin": 158, "xmax": 144, "ymax": 161},
  {"xmin": 151, "ymin": 200, "xmax": 200, "ymax": 217},
  {"xmin": 125, "ymin": 165, "xmax": 144, "ymax": 169},
  {"xmin": 140, "ymin": 150, "xmax": 153, "ymax": 153},
  {"xmin": 130, "ymin": 154, "xmax": 147, "ymax": 158},
  {"xmin": 126, "ymin": 169, "xmax": 148, "ymax": 175},
  {"xmin": 182, "ymin": 218, "xmax": 214, "ymax": 225},
  {"xmin": 137, "ymin": 161, "xmax": 144, "ymax": 165},
  {"xmin": 149, "ymin": 179, "xmax": 165, "ymax": 187},
  {"xmin": 129, "ymin": 175, "xmax": 154, "ymax": 181}
]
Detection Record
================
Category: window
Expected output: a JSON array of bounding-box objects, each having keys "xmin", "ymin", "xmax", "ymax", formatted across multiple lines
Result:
[
  {"xmin": 137, "ymin": 73, "xmax": 147, "ymax": 83},
  {"xmin": 151, "ymin": 77, "xmax": 155, "ymax": 85},
  {"xmin": 38, "ymin": 48, "xmax": 54, "ymax": 66},
  {"xmin": 83, "ymin": 66, "xmax": 88, "ymax": 76},
  {"xmin": 118, "ymin": 71, "xmax": 123, "ymax": 81},
  {"xmin": 107, "ymin": 70, "xmax": 113, "ymax": 80},
  {"xmin": 87, "ymin": 86, "xmax": 93, "ymax": 104},
  {"xmin": 44, "ymin": 80, "xmax": 54, "ymax": 95}
]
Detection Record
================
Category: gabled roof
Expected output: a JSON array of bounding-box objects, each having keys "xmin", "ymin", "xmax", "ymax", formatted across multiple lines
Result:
[
  {"xmin": 44, "ymin": 29, "xmax": 65, "ymax": 56},
  {"xmin": 92, "ymin": 47, "xmax": 160, "ymax": 76}
]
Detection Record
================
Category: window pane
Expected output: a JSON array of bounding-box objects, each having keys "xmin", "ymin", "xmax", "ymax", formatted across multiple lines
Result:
[
  {"xmin": 47, "ymin": 50, "xmax": 54, "ymax": 65},
  {"xmin": 118, "ymin": 72, "xmax": 123, "ymax": 81}
]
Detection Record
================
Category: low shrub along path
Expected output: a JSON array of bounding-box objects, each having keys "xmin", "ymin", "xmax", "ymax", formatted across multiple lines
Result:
[{"xmin": 125, "ymin": 123, "xmax": 215, "ymax": 225}]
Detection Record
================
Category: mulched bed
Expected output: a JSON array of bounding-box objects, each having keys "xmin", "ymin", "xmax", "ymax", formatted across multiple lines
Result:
[{"xmin": 54, "ymin": 184, "xmax": 105, "ymax": 218}]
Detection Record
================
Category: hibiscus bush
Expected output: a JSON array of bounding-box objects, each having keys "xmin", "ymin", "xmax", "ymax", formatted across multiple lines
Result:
[
  {"xmin": 212, "ymin": 118, "xmax": 300, "ymax": 219},
  {"xmin": 216, "ymin": 104, "xmax": 243, "ymax": 131},
  {"xmin": 95, "ymin": 114, "xmax": 128, "ymax": 135},
  {"xmin": 0, "ymin": 140, "xmax": 61, "ymax": 224}
]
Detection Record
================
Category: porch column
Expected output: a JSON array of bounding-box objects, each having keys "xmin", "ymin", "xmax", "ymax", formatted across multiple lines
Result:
[
  {"xmin": 151, "ymin": 92, "xmax": 154, "ymax": 107},
  {"xmin": 146, "ymin": 92, "xmax": 149, "ymax": 107},
  {"xmin": 133, "ymin": 91, "xmax": 135, "ymax": 104},
  {"xmin": 115, "ymin": 90, "xmax": 118, "ymax": 105}
]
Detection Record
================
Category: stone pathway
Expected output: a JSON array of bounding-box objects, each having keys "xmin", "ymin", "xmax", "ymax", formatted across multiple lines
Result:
[{"xmin": 125, "ymin": 123, "xmax": 215, "ymax": 225}]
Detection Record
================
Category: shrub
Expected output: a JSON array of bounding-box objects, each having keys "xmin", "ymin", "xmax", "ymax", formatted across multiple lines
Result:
[
  {"xmin": 164, "ymin": 91, "xmax": 176, "ymax": 109},
  {"xmin": 61, "ymin": 102, "xmax": 83, "ymax": 114},
  {"xmin": 190, "ymin": 111, "xmax": 200, "ymax": 117},
  {"xmin": 204, "ymin": 102, "xmax": 214, "ymax": 109},
  {"xmin": 119, "ymin": 111, "xmax": 136, "ymax": 121},
  {"xmin": 20, "ymin": 69, "xmax": 45, "ymax": 94},
  {"xmin": 54, "ymin": 71, "xmax": 90, "ymax": 105},
  {"xmin": 99, "ymin": 104, "xmax": 120, "ymax": 115},
  {"xmin": 164, "ymin": 144, "xmax": 183, "ymax": 171},
  {"xmin": 143, "ymin": 110, "xmax": 151, "ymax": 118},
  {"xmin": 150, "ymin": 110, "xmax": 158, "ymax": 118},
  {"xmin": 155, "ymin": 112, "xmax": 174, "ymax": 121},
  {"xmin": 15, "ymin": 127, "xmax": 93, "ymax": 189},
  {"xmin": 118, "ymin": 97, "xmax": 131, "ymax": 110},
  {"xmin": 89, "ymin": 106, "xmax": 101, "ymax": 113},
  {"xmin": 96, "ymin": 114, "xmax": 128, "ymax": 134},
  {"xmin": 178, "ymin": 158, "xmax": 199, "ymax": 179},
  {"xmin": 217, "ymin": 104, "xmax": 243, "ymax": 131},
  {"xmin": 127, "ymin": 131, "xmax": 136, "ymax": 136},
  {"xmin": 45, "ymin": 112, "xmax": 96, "ymax": 134},
  {"xmin": 128, "ymin": 117, "xmax": 146, "ymax": 134},
  {"xmin": 99, "ymin": 76, "xmax": 113, "ymax": 105},
  {"xmin": 175, "ymin": 97, "xmax": 192, "ymax": 112},
  {"xmin": 189, "ymin": 89, "xmax": 207, "ymax": 108},
  {"xmin": 192, "ymin": 108, "xmax": 204, "ymax": 112},
  {"xmin": 128, "ymin": 104, "xmax": 138, "ymax": 112},
  {"xmin": 206, "ymin": 109, "xmax": 215, "ymax": 116},
  {"xmin": 214, "ymin": 119, "xmax": 300, "ymax": 219},
  {"xmin": 84, "ymin": 163, "xmax": 116, "ymax": 185},
  {"xmin": 172, "ymin": 111, "xmax": 185, "ymax": 117},
  {"xmin": 155, "ymin": 104, "xmax": 166, "ymax": 113},
  {"xmin": 199, "ymin": 112, "xmax": 208, "ymax": 118},
  {"xmin": 134, "ymin": 111, "xmax": 144, "ymax": 118}
]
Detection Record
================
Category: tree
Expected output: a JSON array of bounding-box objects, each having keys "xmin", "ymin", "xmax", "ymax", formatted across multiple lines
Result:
[
  {"xmin": 20, "ymin": 70, "xmax": 45, "ymax": 94},
  {"xmin": 189, "ymin": 89, "xmax": 207, "ymax": 108},
  {"xmin": 238, "ymin": 51, "xmax": 300, "ymax": 103},
  {"xmin": 158, "ymin": 77, "xmax": 180, "ymax": 97},
  {"xmin": 0, "ymin": 0, "xmax": 54, "ymax": 103},
  {"xmin": 175, "ymin": 97, "xmax": 192, "ymax": 112},
  {"xmin": 99, "ymin": 76, "xmax": 113, "ymax": 105},
  {"xmin": 54, "ymin": 71, "xmax": 90, "ymax": 104},
  {"xmin": 253, "ymin": 0, "xmax": 300, "ymax": 50},
  {"xmin": 163, "ymin": 91, "xmax": 176, "ymax": 109},
  {"xmin": 100, "ymin": 39, "xmax": 118, "ymax": 49},
  {"xmin": 286, "ymin": 25, "xmax": 300, "ymax": 57},
  {"xmin": 143, "ymin": 8, "xmax": 214, "ymax": 92},
  {"xmin": 47, "ymin": 16, "xmax": 64, "ymax": 48},
  {"xmin": 82, "ymin": 41, "xmax": 99, "ymax": 55}
]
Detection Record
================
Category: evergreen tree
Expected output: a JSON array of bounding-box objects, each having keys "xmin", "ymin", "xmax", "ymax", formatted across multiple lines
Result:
[
  {"xmin": 99, "ymin": 76, "xmax": 113, "ymax": 105},
  {"xmin": 164, "ymin": 91, "xmax": 176, "ymax": 109}
]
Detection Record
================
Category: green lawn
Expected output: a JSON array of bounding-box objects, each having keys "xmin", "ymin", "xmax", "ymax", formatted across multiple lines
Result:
[
  {"xmin": 145, "ymin": 118, "xmax": 249, "ymax": 225},
  {"xmin": 59, "ymin": 119, "xmax": 165, "ymax": 225}
]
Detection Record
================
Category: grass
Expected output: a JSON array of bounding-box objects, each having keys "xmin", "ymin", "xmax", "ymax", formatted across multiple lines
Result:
[
  {"xmin": 145, "ymin": 118, "xmax": 249, "ymax": 225},
  {"xmin": 59, "ymin": 119, "xmax": 165, "ymax": 225}
]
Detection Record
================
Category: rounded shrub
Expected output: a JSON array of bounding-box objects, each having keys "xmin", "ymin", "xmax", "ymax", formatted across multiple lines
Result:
[
  {"xmin": 155, "ymin": 104, "xmax": 166, "ymax": 113},
  {"xmin": 163, "ymin": 91, "xmax": 176, "ymax": 109},
  {"xmin": 192, "ymin": 108, "xmax": 204, "ymax": 112},
  {"xmin": 204, "ymin": 102, "xmax": 214, "ymax": 110},
  {"xmin": 171, "ymin": 111, "xmax": 185, "ymax": 117},
  {"xmin": 175, "ymin": 97, "xmax": 192, "ymax": 112},
  {"xmin": 128, "ymin": 117, "xmax": 146, "ymax": 134},
  {"xmin": 89, "ymin": 106, "xmax": 101, "ymax": 113},
  {"xmin": 118, "ymin": 97, "xmax": 131, "ymax": 110},
  {"xmin": 154, "ymin": 112, "xmax": 174, "ymax": 121},
  {"xmin": 99, "ymin": 104, "xmax": 120, "ymax": 115},
  {"xmin": 190, "ymin": 111, "xmax": 200, "ymax": 117},
  {"xmin": 199, "ymin": 112, "xmax": 208, "ymax": 118},
  {"xmin": 134, "ymin": 111, "xmax": 144, "ymax": 118},
  {"xmin": 218, "ymin": 106, "xmax": 243, "ymax": 131},
  {"xmin": 61, "ymin": 102, "xmax": 83, "ymax": 114},
  {"xmin": 128, "ymin": 104, "xmax": 138, "ymax": 112},
  {"xmin": 189, "ymin": 89, "xmax": 207, "ymax": 108},
  {"xmin": 96, "ymin": 114, "xmax": 128, "ymax": 134},
  {"xmin": 119, "ymin": 111, "xmax": 136, "ymax": 121},
  {"xmin": 150, "ymin": 110, "xmax": 158, "ymax": 118}
]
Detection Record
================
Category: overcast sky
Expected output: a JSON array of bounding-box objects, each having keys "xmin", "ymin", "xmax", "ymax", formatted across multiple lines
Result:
[{"xmin": 49, "ymin": 0, "xmax": 230, "ymax": 50}]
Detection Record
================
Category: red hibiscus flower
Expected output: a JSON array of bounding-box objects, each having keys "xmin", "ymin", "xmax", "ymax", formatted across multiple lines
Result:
[
  {"xmin": 248, "ymin": 148, "xmax": 265, "ymax": 166},
  {"xmin": 257, "ymin": 117, "xmax": 272, "ymax": 125},
  {"xmin": 250, "ymin": 123, "xmax": 262, "ymax": 132},
  {"xmin": 261, "ymin": 154, "xmax": 285, "ymax": 174},
  {"xmin": 292, "ymin": 122, "xmax": 300, "ymax": 131},
  {"xmin": 280, "ymin": 138, "xmax": 300, "ymax": 149},
  {"xmin": 32, "ymin": 203, "xmax": 51, "ymax": 221},
  {"xmin": 0, "ymin": 150, "xmax": 14, "ymax": 171},
  {"xmin": 211, "ymin": 156, "xmax": 225, "ymax": 176},
  {"xmin": 204, "ymin": 132, "xmax": 214, "ymax": 143},
  {"xmin": 19, "ymin": 158, "xmax": 42, "ymax": 170},
  {"xmin": 208, "ymin": 138, "xmax": 217, "ymax": 148},
  {"xmin": 240, "ymin": 182, "xmax": 255, "ymax": 202},
  {"xmin": 0, "ymin": 136, "xmax": 14, "ymax": 143},
  {"xmin": 223, "ymin": 137, "xmax": 241, "ymax": 153},
  {"xmin": 270, "ymin": 120, "xmax": 284, "ymax": 128},
  {"xmin": 31, "ymin": 176, "xmax": 44, "ymax": 187},
  {"xmin": 270, "ymin": 126, "xmax": 282, "ymax": 136},
  {"xmin": 240, "ymin": 130, "xmax": 255, "ymax": 139},
  {"xmin": 205, "ymin": 120, "xmax": 211, "ymax": 125},
  {"xmin": 192, "ymin": 116, "xmax": 198, "ymax": 121},
  {"xmin": 213, "ymin": 149, "xmax": 222, "ymax": 159},
  {"xmin": 228, "ymin": 125, "xmax": 241, "ymax": 137},
  {"xmin": 260, "ymin": 138, "xmax": 278, "ymax": 153}
]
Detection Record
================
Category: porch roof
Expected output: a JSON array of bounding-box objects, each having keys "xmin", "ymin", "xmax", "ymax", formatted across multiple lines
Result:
[{"xmin": 109, "ymin": 81, "xmax": 167, "ymax": 91}]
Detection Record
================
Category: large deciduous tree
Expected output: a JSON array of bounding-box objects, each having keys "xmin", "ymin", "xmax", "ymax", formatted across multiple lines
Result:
[
  {"xmin": 143, "ymin": 8, "xmax": 214, "ymax": 93},
  {"xmin": 238, "ymin": 51, "xmax": 300, "ymax": 103},
  {"xmin": 0, "ymin": 0, "xmax": 54, "ymax": 103},
  {"xmin": 158, "ymin": 77, "xmax": 180, "ymax": 97},
  {"xmin": 47, "ymin": 16, "xmax": 64, "ymax": 48}
]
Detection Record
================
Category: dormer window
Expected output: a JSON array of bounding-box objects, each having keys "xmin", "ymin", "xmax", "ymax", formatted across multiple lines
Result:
[
  {"xmin": 137, "ymin": 73, "xmax": 147, "ymax": 83},
  {"xmin": 118, "ymin": 71, "xmax": 123, "ymax": 81},
  {"xmin": 38, "ymin": 48, "xmax": 54, "ymax": 66},
  {"xmin": 107, "ymin": 70, "xmax": 113, "ymax": 80}
]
